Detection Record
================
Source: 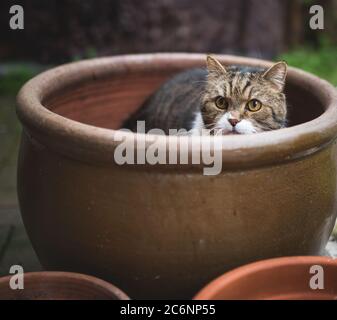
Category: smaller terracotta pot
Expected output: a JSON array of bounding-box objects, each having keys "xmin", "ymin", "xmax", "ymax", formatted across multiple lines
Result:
[
  {"xmin": 0, "ymin": 271, "xmax": 130, "ymax": 300},
  {"xmin": 194, "ymin": 256, "xmax": 337, "ymax": 300}
]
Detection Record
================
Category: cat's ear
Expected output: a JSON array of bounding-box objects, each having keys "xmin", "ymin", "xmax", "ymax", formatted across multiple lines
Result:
[
  {"xmin": 206, "ymin": 55, "xmax": 227, "ymax": 75},
  {"xmin": 262, "ymin": 61, "xmax": 287, "ymax": 91}
]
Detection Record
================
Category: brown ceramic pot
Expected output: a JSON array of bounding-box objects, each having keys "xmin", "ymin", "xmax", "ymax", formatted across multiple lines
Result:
[
  {"xmin": 0, "ymin": 271, "xmax": 129, "ymax": 300},
  {"xmin": 16, "ymin": 54, "xmax": 337, "ymax": 299},
  {"xmin": 194, "ymin": 256, "xmax": 337, "ymax": 300}
]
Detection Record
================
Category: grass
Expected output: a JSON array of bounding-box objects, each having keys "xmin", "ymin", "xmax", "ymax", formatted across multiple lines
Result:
[
  {"xmin": 279, "ymin": 43, "xmax": 337, "ymax": 85},
  {"xmin": 0, "ymin": 63, "xmax": 45, "ymax": 96}
]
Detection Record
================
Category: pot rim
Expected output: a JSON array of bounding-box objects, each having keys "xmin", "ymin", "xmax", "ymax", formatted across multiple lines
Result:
[
  {"xmin": 0, "ymin": 271, "xmax": 130, "ymax": 300},
  {"xmin": 16, "ymin": 53, "xmax": 337, "ymax": 168},
  {"xmin": 193, "ymin": 255, "xmax": 337, "ymax": 299}
]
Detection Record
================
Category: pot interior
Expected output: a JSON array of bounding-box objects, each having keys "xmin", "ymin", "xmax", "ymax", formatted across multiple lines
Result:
[{"xmin": 43, "ymin": 65, "xmax": 325, "ymax": 131}]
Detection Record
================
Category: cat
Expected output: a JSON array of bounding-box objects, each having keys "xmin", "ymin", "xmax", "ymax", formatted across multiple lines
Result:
[{"xmin": 122, "ymin": 55, "xmax": 287, "ymax": 135}]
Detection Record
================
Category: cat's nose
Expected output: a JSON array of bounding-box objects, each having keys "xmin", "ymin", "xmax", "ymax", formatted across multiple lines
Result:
[{"xmin": 228, "ymin": 118, "xmax": 240, "ymax": 127}]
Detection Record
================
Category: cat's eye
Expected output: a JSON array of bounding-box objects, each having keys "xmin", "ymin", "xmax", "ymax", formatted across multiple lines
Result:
[
  {"xmin": 246, "ymin": 99, "xmax": 262, "ymax": 112},
  {"xmin": 215, "ymin": 96, "xmax": 227, "ymax": 109}
]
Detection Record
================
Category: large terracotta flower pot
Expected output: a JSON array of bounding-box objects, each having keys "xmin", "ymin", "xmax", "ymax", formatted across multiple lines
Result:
[
  {"xmin": 194, "ymin": 256, "xmax": 337, "ymax": 300},
  {"xmin": 16, "ymin": 53, "xmax": 337, "ymax": 299},
  {"xmin": 0, "ymin": 271, "xmax": 129, "ymax": 300}
]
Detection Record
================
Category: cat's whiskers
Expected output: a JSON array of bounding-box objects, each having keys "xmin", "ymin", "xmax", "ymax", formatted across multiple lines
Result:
[{"xmin": 122, "ymin": 56, "xmax": 287, "ymax": 135}]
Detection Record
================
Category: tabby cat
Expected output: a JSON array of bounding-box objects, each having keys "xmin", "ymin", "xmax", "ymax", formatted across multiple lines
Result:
[{"xmin": 122, "ymin": 55, "xmax": 287, "ymax": 135}]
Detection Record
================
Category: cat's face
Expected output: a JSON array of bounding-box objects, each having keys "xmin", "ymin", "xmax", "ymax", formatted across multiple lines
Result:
[{"xmin": 201, "ymin": 56, "xmax": 287, "ymax": 134}]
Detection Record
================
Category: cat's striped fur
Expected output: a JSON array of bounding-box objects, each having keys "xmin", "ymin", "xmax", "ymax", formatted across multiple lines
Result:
[{"xmin": 122, "ymin": 55, "xmax": 287, "ymax": 135}]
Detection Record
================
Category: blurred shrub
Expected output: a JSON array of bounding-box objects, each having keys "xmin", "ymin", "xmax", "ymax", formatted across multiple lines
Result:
[
  {"xmin": 0, "ymin": 41, "xmax": 336, "ymax": 98},
  {"xmin": 0, "ymin": 64, "xmax": 43, "ymax": 96},
  {"xmin": 279, "ymin": 41, "xmax": 337, "ymax": 85}
]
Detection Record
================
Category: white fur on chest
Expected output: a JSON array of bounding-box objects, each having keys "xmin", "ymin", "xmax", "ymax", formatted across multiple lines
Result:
[{"xmin": 190, "ymin": 112, "xmax": 204, "ymax": 135}]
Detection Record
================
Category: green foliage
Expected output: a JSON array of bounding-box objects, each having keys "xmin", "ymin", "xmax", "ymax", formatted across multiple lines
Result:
[
  {"xmin": 0, "ymin": 48, "xmax": 97, "ymax": 96},
  {"xmin": 72, "ymin": 47, "xmax": 98, "ymax": 62},
  {"xmin": 279, "ymin": 43, "xmax": 337, "ymax": 85},
  {"xmin": 301, "ymin": 0, "xmax": 317, "ymax": 5},
  {"xmin": 0, "ymin": 42, "xmax": 336, "ymax": 98},
  {"xmin": 0, "ymin": 64, "xmax": 42, "ymax": 96}
]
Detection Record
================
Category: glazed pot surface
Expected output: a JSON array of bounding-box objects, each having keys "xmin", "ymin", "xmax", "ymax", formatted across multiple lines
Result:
[{"xmin": 16, "ymin": 54, "xmax": 337, "ymax": 299}]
